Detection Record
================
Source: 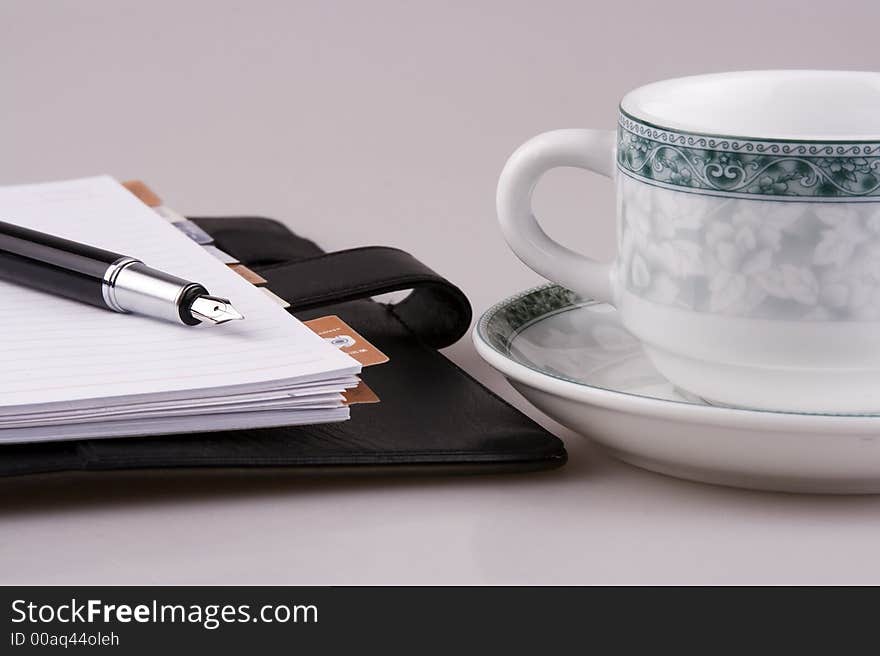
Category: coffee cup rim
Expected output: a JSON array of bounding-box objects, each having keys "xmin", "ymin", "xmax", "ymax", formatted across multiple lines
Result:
[{"xmin": 620, "ymin": 70, "xmax": 880, "ymax": 143}]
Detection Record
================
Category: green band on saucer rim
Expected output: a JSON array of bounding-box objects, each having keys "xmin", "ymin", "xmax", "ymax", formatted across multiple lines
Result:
[
  {"xmin": 478, "ymin": 284, "xmax": 578, "ymax": 353},
  {"xmin": 617, "ymin": 110, "xmax": 880, "ymax": 201},
  {"xmin": 475, "ymin": 284, "xmax": 880, "ymax": 418}
]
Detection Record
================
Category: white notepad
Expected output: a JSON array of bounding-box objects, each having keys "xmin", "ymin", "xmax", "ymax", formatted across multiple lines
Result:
[{"xmin": 0, "ymin": 176, "xmax": 361, "ymax": 443}]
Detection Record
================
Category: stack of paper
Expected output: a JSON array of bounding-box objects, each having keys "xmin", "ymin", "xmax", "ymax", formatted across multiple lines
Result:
[{"xmin": 0, "ymin": 176, "xmax": 360, "ymax": 443}]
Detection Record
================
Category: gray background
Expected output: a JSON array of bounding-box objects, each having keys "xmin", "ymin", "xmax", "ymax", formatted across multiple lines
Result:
[{"xmin": 2, "ymin": 0, "xmax": 880, "ymax": 584}]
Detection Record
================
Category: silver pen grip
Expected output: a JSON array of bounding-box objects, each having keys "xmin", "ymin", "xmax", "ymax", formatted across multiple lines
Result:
[{"xmin": 103, "ymin": 259, "xmax": 204, "ymax": 324}]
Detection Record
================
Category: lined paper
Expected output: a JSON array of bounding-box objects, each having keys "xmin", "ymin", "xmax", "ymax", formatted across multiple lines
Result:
[{"xmin": 0, "ymin": 177, "xmax": 360, "ymax": 442}]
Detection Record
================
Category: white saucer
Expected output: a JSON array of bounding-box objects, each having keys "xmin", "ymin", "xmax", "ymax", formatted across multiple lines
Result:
[{"xmin": 474, "ymin": 284, "xmax": 880, "ymax": 493}]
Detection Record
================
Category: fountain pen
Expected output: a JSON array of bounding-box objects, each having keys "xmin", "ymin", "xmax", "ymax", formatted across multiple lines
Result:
[{"xmin": 0, "ymin": 220, "xmax": 244, "ymax": 325}]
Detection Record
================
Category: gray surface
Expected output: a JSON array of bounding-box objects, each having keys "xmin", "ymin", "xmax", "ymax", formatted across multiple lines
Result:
[{"xmin": 2, "ymin": 0, "xmax": 880, "ymax": 584}]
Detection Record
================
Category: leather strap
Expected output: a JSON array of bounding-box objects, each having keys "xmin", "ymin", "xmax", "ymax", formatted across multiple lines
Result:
[
  {"xmin": 257, "ymin": 247, "xmax": 472, "ymax": 350},
  {"xmin": 190, "ymin": 217, "xmax": 472, "ymax": 350}
]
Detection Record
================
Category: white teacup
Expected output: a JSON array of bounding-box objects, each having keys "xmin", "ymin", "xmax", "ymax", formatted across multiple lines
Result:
[{"xmin": 497, "ymin": 70, "xmax": 880, "ymax": 413}]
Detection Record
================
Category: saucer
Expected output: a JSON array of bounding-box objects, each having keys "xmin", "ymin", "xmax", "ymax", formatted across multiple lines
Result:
[{"xmin": 474, "ymin": 284, "xmax": 880, "ymax": 493}]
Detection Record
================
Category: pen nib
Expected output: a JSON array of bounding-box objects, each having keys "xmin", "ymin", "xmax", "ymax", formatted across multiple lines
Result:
[{"xmin": 189, "ymin": 295, "xmax": 245, "ymax": 325}]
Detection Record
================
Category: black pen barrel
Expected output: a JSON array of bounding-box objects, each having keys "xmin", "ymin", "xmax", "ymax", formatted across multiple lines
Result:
[{"xmin": 0, "ymin": 219, "xmax": 125, "ymax": 308}]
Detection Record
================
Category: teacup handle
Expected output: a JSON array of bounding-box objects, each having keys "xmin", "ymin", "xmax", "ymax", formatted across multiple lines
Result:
[{"xmin": 496, "ymin": 129, "xmax": 617, "ymax": 303}]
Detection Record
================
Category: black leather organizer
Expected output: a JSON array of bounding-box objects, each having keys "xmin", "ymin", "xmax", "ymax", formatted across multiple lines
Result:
[{"xmin": 0, "ymin": 217, "xmax": 566, "ymax": 478}]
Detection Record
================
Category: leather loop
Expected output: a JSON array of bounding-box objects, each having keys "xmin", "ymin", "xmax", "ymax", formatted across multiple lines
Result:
[
  {"xmin": 257, "ymin": 247, "xmax": 472, "ymax": 349},
  {"xmin": 189, "ymin": 218, "xmax": 472, "ymax": 350}
]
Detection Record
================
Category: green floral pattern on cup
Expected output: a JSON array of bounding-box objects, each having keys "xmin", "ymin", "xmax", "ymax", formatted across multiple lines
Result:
[{"xmin": 617, "ymin": 112, "xmax": 880, "ymax": 199}]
